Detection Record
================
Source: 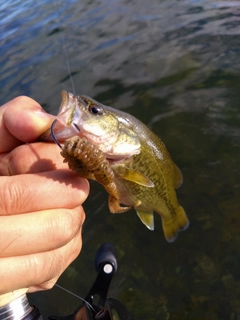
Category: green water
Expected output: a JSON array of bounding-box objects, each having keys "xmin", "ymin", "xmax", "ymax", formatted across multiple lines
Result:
[{"xmin": 1, "ymin": 1, "xmax": 240, "ymax": 319}]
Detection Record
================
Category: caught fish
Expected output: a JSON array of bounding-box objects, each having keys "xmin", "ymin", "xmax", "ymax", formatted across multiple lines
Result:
[{"xmin": 42, "ymin": 91, "xmax": 189, "ymax": 242}]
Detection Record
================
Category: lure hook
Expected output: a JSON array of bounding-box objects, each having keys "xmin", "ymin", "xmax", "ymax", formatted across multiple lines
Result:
[{"xmin": 51, "ymin": 119, "xmax": 63, "ymax": 149}]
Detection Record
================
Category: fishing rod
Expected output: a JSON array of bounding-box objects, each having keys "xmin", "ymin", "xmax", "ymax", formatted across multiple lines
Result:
[{"xmin": 0, "ymin": 243, "xmax": 134, "ymax": 320}]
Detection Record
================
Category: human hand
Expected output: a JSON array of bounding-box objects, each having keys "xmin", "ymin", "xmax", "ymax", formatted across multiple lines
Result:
[{"xmin": 0, "ymin": 96, "xmax": 89, "ymax": 295}]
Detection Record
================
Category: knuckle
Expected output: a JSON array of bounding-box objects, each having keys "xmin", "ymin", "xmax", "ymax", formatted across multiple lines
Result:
[
  {"xmin": 19, "ymin": 231, "xmax": 83, "ymax": 291},
  {"xmin": 0, "ymin": 179, "xmax": 27, "ymax": 214},
  {"xmin": 35, "ymin": 280, "xmax": 57, "ymax": 291},
  {"xmin": 13, "ymin": 95, "xmax": 30, "ymax": 105},
  {"xmin": 0, "ymin": 153, "xmax": 15, "ymax": 176},
  {"xmin": 23, "ymin": 255, "xmax": 43, "ymax": 284},
  {"xmin": 0, "ymin": 146, "xmax": 27, "ymax": 176},
  {"xmin": 46, "ymin": 207, "xmax": 85, "ymax": 245},
  {"xmin": 70, "ymin": 232, "xmax": 83, "ymax": 260},
  {"xmin": 26, "ymin": 253, "xmax": 61, "ymax": 288}
]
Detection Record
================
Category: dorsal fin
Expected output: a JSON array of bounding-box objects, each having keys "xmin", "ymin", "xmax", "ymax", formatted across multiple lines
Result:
[{"xmin": 173, "ymin": 164, "xmax": 183, "ymax": 189}]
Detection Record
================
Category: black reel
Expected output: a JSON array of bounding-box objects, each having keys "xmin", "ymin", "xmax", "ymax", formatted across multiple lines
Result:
[{"xmin": 49, "ymin": 243, "xmax": 134, "ymax": 320}]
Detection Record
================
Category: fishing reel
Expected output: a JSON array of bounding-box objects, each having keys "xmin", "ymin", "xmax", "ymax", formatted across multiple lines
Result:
[{"xmin": 0, "ymin": 243, "xmax": 134, "ymax": 320}]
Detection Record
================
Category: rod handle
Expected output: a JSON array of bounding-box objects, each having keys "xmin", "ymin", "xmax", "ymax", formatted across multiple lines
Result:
[{"xmin": 0, "ymin": 288, "xmax": 28, "ymax": 307}]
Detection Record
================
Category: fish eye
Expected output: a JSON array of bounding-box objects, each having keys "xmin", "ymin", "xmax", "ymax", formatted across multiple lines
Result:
[{"xmin": 88, "ymin": 104, "xmax": 103, "ymax": 115}]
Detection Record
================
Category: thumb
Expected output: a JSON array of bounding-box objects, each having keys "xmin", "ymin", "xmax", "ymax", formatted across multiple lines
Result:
[{"xmin": 1, "ymin": 96, "xmax": 55, "ymax": 153}]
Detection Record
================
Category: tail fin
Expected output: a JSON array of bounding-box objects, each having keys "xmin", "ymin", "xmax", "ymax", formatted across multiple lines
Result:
[{"xmin": 162, "ymin": 206, "xmax": 189, "ymax": 242}]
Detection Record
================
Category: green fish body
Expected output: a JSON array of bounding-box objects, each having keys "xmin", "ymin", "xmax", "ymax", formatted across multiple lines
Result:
[
  {"xmin": 110, "ymin": 124, "xmax": 188, "ymax": 242},
  {"xmin": 44, "ymin": 91, "xmax": 189, "ymax": 242}
]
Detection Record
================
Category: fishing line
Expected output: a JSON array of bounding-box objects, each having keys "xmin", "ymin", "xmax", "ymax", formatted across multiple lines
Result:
[
  {"xmin": 53, "ymin": 1, "xmax": 76, "ymax": 95},
  {"xmin": 62, "ymin": 38, "xmax": 76, "ymax": 95},
  {"xmin": 55, "ymin": 284, "xmax": 96, "ymax": 312}
]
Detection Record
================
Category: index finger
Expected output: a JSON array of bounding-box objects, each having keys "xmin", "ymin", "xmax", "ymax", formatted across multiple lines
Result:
[{"xmin": 0, "ymin": 96, "xmax": 54, "ymax": 153}]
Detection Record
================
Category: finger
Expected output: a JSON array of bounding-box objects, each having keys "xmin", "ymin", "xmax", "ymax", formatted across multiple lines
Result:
[
  {"xmin": 0, "ymin": 206, "xmax": 85, "ymax": 258},
  {"xmin": 0, "ymin": 142, "xmax": 68, "ymax": 175},
  {"xmin": 0, "ymin": 170, "xmax": 89, "ymax": 215},
  {"xmin": 0, "ymin": 96, "xmax": 54, "ymax": 153},
  {"xmin": 0, "ymin": 229, "xmax": 83, "ymax": 295}
]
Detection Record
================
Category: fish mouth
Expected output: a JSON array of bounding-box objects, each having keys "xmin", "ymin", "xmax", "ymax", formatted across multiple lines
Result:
[
  {"xmin": 41, "ymin": 90, "xmax": 81, "ymax": 143},
  {"xmin": 59, "ymin": 90, "xmax": 77, "ymax": 126}
]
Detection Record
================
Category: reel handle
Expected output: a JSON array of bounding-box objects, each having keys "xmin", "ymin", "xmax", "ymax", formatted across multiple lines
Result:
[{"xmin": 94, "ymin": 243, "xmax": 117, "ymax": 273}]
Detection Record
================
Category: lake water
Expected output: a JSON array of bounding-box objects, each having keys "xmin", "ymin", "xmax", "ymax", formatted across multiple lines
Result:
[{"xmin": 1, "ymin": 0, "xmax": 240, "ymax": 319}]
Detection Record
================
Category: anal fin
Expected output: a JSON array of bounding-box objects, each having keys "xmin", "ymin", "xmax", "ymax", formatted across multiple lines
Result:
[{"xmin": 135, "ymin": 209, "xmax": 154, "ymax": 230}]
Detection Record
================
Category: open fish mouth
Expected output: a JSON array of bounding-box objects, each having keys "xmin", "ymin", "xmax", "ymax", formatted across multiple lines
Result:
[{"xmin": 41, "ymin": 91, "xmax": 82, "ymax": 143}]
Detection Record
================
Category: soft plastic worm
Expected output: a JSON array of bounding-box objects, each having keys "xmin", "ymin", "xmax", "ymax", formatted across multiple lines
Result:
[{"xmin": 60, "ymin": 136, "xmax": 115, "ymax": 185}]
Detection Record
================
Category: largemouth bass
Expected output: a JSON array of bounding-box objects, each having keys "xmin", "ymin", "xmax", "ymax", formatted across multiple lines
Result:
[{"xmin": 42, "ymin": 91, "xmax": 189, "ymax": 242}]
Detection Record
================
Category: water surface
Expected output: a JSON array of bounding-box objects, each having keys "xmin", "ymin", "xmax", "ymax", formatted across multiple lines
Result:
[{"xmin": 1, "ymin": 1, "xmax": 240, "ymax": 319}]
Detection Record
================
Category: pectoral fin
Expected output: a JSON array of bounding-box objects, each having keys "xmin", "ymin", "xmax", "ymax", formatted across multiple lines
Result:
[
  {"xmin": 113, "ymin": 165, "xmax": 154, "ymax": 188},
  {"xmin": 135, "ymin": 209, "xmax": 154, "ymax": 230}
]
